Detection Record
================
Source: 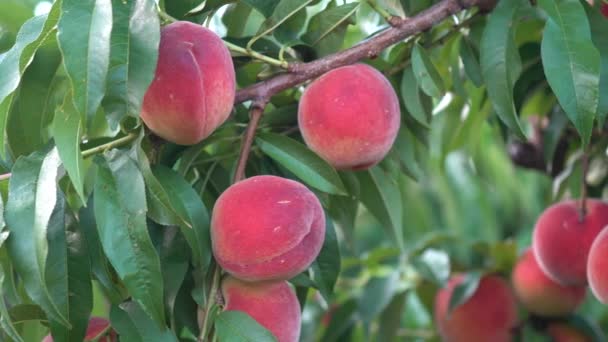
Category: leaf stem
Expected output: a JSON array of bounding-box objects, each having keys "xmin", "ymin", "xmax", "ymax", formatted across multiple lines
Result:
[
  {"xmin": 157, "ymin": 6, "xmax": 178, "ymax": 23},
  {"xmin": 0, "ymin": 173, "xmax": 11, "ymax": 181},
  {"xmin": 366, "ymin": 0, "xmax": 401, "ymax": 26},
  {"xmin": 81, "ymin": 132, "xmax": 139, "ymax": 159},
  {"xmin": 579, "ymin": 147, "xmax": 590, "ymax": 221},
  {"xmin": 199, "ymin": 263, "xmax": 221, "ymax": 341},
  {"xmin": 224, "ymin": 41, "xmax": 289, "ymax": 70}
]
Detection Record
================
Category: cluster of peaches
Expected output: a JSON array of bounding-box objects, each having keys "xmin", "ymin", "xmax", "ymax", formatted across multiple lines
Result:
[
  {"xmin": 136, "ymin": 20, "xmax": 400, "ymax": 341},
  {"xmin": 435, "ymin": 199, "xmax": 608, "ymax": 341}
]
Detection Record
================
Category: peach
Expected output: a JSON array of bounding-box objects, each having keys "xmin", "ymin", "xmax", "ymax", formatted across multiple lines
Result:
[
  {"xmin": 532, "ymin": 199, "xmax": 608, "ymax": 285},
  {"xmin": 434, "ymin": 275, "xmax": 518, "ymax": 342},
  {"xmin": 298, "ymin": 64, "xmax": 400, "ymax": 170},
  {"xmin": 42, "ymin": 317, "xmax": 117, "ymax": 342},
  {"xmin": 547, "ymin": 323, "xmax": 593, "ymax": 342},
  {"xmin": 211, "ymin": 175, "xmax": 325, "ymax": 281},
  {"xmin": 222, "ymin": 277, "xmax": 301, "ymax": 342},
  {"xmin": 512, "ymin": 249, "xmax": 586, "ymax": 316},
  {"xmin": 602, "ymin": 2, "xmax": 608, "ymax": 18},
  {"xmin": 587, "ymin": 226, "xmax": 608, "ymax": 303},
  {"xmin": 141, "ymin": 21, "xmax": 235, "ymax": 145}
]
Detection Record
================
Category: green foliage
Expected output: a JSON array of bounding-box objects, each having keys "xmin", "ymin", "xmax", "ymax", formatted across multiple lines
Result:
[{"xmin": 0, "ymin": 0, "xmax": 607, "ymax": 341}]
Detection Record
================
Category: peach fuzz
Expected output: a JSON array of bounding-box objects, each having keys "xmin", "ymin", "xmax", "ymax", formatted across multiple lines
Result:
[
  {"xmin": 222, "ymin": 277, "xmax": 301, "ymax": 342},
  {"xmin": 141, "ymin": 21, "xmax": 235, "ymax": 145},
  {"xmin": 211, "ymin": 175, "xmax": 325, "ymax": 282},
  {"xmin": 298, "ymin": 64, "xmax": 400, "ymax": 170},
  {"xmin": 512, "ymin": 249, "xmax": 586, "ymax": 316},
  {"xmin": 547, "ymin": 323, "xmax": 593, "ymax": 342},
  {"xmin": 588, "ymin": 226, "xmax": 608, "ymax": 303},
  {"xmin": 434, "ymin": 275, "xmax": 518, "ymax": 342},
  {"xmin": 532, "ymin": 199, "xmax": 608, "ymax": 286}
]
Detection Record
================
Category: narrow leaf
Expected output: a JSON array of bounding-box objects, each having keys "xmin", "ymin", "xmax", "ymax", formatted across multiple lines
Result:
[
  {"xmin": 51, "ymin": 93, "xmax": 86, "ymax": 203},
  {"xmin": 0, "ymin": 257, "xmax": 23, "ymax": 342},
  {"xmin": 57, "ymin": 0, "xmax": 113, "ymax": 125},
  {"xmin": 103, "ymin": 0, "xmax": 160, "ymax": 128},
  {"xmin": 401, "ymin": 66, "xmax": 430, "ymax": 127},
  {"xmin": 539, "ymin": 0, "xmax": 600, "ymax": 146},
  {"xmin": 586, "ymin": 5, "xmax": 608, "ymax": 125},
  {"xmin": 110, "ymin": 302, "xmax": 178, "ymax": 342},
  {"xmin": 459, "ymin": 37, "xmax": 483, "ymax": 87},
  {"xmin": 310, "ymin": 218, "xmax": 341, "ymax": 301},
  {"xmin": 480, "ymin": 0, "xmax": 527, "ymax": 139},
  {"xmin": 94, "ymin": 150, "xmax": 165, "ymax": 326},
  {"xmin": 255, "ymin": 0, "xmax": 314, "ymax": 40},
  {"xmin": 5, "ymin": 147, "xmax": 68, "ymax": 325},
  {"xmin": 215, "ymin": 311, "xmax": 278, "ymax": 342},
  {"xmin": 256, "ymin": 132, "xmax": 346, "ymax": 195},
  {"xmin": 411, "ymin": 43, "xmax": 444, "ymax": 98}
]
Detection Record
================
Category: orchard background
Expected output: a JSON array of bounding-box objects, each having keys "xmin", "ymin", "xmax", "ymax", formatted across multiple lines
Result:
[{"xmin": 1, "ymin": 0, "xmax": 608, "ymax": 341}]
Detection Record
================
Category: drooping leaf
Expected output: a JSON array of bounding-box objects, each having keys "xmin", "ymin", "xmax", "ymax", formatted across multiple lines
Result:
[
  {"xmin": 254, "ymin": 0, "xmax": 314, "ymax": 41},
  {"xmin": 310, "ymin": 218, "xmax": 341, "ymax": 302},
  {"xmin": 459, "ymin": 37, "xmax": 483, "ymax": 87},
  {"xmin": 302, "ymin": 3, "xmax": 359, "ymax": 56},
  {"xmin": 411, "ymin": 43, "xmax": 444, "ymax": 98},
  {"xmin": 447, "ymin": 272, "xmax": 481, "ymax": 313},
  {"xmin": 51, "ymin": 92, "xmax": 86, "ymax": 203},
  {"xmin": 0, "ymin": 2, "xmax": 60, "ymax": 157},
  {"xmin": 256, "ymin": 132, "xmax": 347, "ymax": 195},
  {"xmin": 215, "ymin": 311, "xmax": 278, "ymax": 342},
  {"xmin": 585, "ymin": 6, "xmax": 608, "ymax": 126},
  {"xmin": 401, "ymin": 66, "xmax": 430, "ymax": 127},
  {"xmin": 57, "ymin": 0, "xmax": 113, "ymax": 125},
  {"xmin": 539, "ymin": 0, "xmax": 600, "ymax": 146},
  {"xmin": 480, "ymin": 0, "xmax": 527, "ymax": 139},
  {"xmin": 110, "ymin": 302, "xmax": 178, "ymax": 342},
  {"xmin": 94, "ymin": 150, "xmax": 165, "ymax": 326},
  {"xmin": 0, "ymin": 241, "xmax": 22, "ymax": 342},
  {"xmin": 358, "ymin": 271, "xmax": 400, "ymax": 322},
  {"xmin": 5, "ymin": 147, "xmax": 68, "ymax": 325},
  {"xmin": 103, "ymin": 0, "xmax": 160, "ymax": 128}
]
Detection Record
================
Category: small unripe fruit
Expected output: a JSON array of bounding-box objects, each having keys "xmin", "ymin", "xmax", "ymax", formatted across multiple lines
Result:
[
  {"xmin": 222, "ymin": 277, "xmax": 301, "ymax": 342},
  {"xmin": 512, "ymin": 249, "xmax": 586, "ymax": 316},
  {"xmin": 298, "ymin": 64, "xmax": 400, "ymax": 170},
  {"xmin": 211, "ymin": 175, "xmax": 325, "ymax": 282},
  {"xmin": 587, "ymin": 226, "xmax": 608, "ymax": 303},
  {"xmin": 434, "ymin": 275, "xmax": 518, "ymax": 342},
  {"xmin": 532, "ymin": 199, "xmax": 608, "ymax": 285},
  {"xmin": 547, "ymin": 323, "xmax": 593, "ymax": 342},
  {"xmin": 141, "ymin": 21, "xmax": 236, "ymax": 145}
]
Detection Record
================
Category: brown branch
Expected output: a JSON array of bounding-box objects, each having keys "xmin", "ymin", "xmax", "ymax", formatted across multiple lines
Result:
[
  {"xmin": 234, "ymin": 0, "xmax": 490, "ymax": 104},
  {"xmin": 232, "ymin": 99, "xmax": 268, "ymax": 183}
]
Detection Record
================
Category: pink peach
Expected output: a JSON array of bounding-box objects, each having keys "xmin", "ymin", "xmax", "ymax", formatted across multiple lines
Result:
[{"xmin": 587, "ymin": 226, "xmax": 608, "ymax": 303}]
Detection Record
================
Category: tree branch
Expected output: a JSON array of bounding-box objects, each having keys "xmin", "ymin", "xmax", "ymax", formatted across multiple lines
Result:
[
  {"xmin": 233, "ymin": 99, "xmax": 268, "ymax": 183},
  {"xmin": 234, "ymin": 0, "xmax": 490, "ymax": 104}
]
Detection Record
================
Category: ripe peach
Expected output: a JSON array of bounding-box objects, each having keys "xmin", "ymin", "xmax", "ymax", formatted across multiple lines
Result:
[
  {"xmin": 434, "ymin": 275, "xmax": 518, "ymax": 342},
  {"xmin": 42, "ymin": 317, "xmax": 117, "ymax": 342},
  {"xmin": 532, "ymin": 199, "xmax": 608, "ymax": 285},
  {"xmin": 298, "ymin": 64, "xmax": 400, "ymax": 170},
  {"xmin": 587, "ymin": 226, "xmax": 608, "ymax": 303},
  {"xmin": 222, "ymin": 277, "xmax": 301, "ymax": 342},
  {"xmin": 211, "ymin": 175, "xmax": 325, "ymax": 282},
  {"xmin": 602, "ymin": 2, "xmax": 608, "ymax": 18},
  {"xmin": 547, "ymin": 323, "xmax": 593, "ymax": 342},
  {"xmin": 512, "ymin": 249, "xmax": 586, "ymax": 316},
  {"xmin": 141, "ymin": 21, "xmax": 235, "ymax": 145}
]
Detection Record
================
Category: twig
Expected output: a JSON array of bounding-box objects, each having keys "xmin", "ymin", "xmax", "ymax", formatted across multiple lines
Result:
[
  {"xmin": 199, "ymin": 263, "xmax": 221, "ymax": 342},
  {"xmin": 232, "ymin": 100, "xmax": 268, "ymax": 183},
  {"xmin": 157, "ymin": 7, "xmax": 178, "ymax": 23},
  {"xmin": 224, "ymin": 41, "xmax": 289, "ymax": 70},
  {"xmin": 81, "ymin": 132, "xmax": 139, "ymax": 159},
  {"xmin": 234, "ymin": 0, "xmax": 490, "ymax": 104},
  {"xmin": 366, "ymin": 0, "xmax": 402, "ymax": 26},
  {"xmin": 579, "ymin": 147, "xmax": 590, "ymax": 221}
]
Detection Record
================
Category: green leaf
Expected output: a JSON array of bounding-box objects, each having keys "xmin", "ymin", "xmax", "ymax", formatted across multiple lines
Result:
[
  {"xmin": 413, "ymin": 248, "xmax": 450, "ymax": 286},
  {"xmin": 358, "ymin": 271, "xmax": 400, "ymax": 322},
  {"xmin": 401, "ymin": 66, "xmax": 430, "ymax": 127},
  {"xmin": 302, "ymin": 3, "xmax": 359, "ymax": 46},
  {"xmin": 152, "ymin": 166, "xmax": 211, "ymax": 271},
  {"xmin": 0, "ymin": 256, "xmax": 23, "ymax": 342},
  {"xmin": 447, "ymin": 272, "xmax": 481, "ymax": 313},
  {"xmin": 215, "ymin": 311, "xmax": 278, "ymax": 342},
  {"xmin": 0, "ymin": 3, "xmax": 60, "ymax": 157},
  {"xmin": 256, "ymin": 132, "xmax": 347, "ymax": 195},
  {"xmin": 539, "ymin": 0, "xmax": 600, "ymax": 146},
  {"xmin": 586, "ymin": 6, "xmax": 608, "ymax": 126},
  {"xmin": 103, "ymin": 0, "xmax": 160, "ymax": 128},
  {"xmin": 57, "ymin": 0, "xmax": 113, "ymax": 126},
  {"xmin": 110, "ymin": 302, "xmax": 178, "ymax": 342},
  {"xmin": 480, "ymin": 0, "xmax": 526, "ymax": 139},
  {"xmin": 411, "ymin": 43, "xmax": 444, "ymax": 98},
  {"xmin": 255, "ymin": 0, "xmax": 314, "ymax": 40},
  {"xmin": 5, "ymin": 147, "xmax": 68, "ymax": 326},
  {"xmin": 459, "ymin": 37, "xmax": 483, "ymax": 87},
  {"xmin": 377, "ymin": 292, "xmax": 407, "ymax": 341},
  {"xmin": 47, "ymin": 204, "xmax": 93, "ymax": 342},
  {"xmin": 94, "ymin": 150, "xmax": 165, "ymax": 327},
  {"xmin": 51, "ymin": 93, "xmax": 86, "ymax": 203},
  {"xmin": 356, "ymin": 166, "xmax": 404, "ymax": 251},
  {"xmin": 242, "ymin": 0, "xmax": 279, "ymax": 18},
  {"xmin": 310, "ymin": 218, "xmax": 341, "ymax": 301}
]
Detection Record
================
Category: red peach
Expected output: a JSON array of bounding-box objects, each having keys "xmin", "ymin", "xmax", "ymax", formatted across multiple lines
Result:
[
  {"xmin": 222, "ymin": 277, "xmax": 301, "ymax": 342},
  {"xmin": 211, "ymin": 175, "xmax": 325, "ymax": 282},
  {"xmin": 547, "ymin": 323, "xmax": 593, "ymax": 342},
  {"xmin": 533, "ymin": 199, "xmax": 608, "ymax": 285},
  {"xmin": 434, "ymin": 275, "xmax": 518, "ymax": 342},
  {"xmin": 602, "ymin": 2, "xmax": 608, "ymax": 18},
  {"xmin": 587, "ymin": 226, "xmax": 608, "ymax": 303},
  {"xmin": 512, "ymin": 249, "xmax": 586, "ymax": 316},
  {"xmin": 298, "ymin": 64, "xmax": 400, "ymax": 170},
  {"xmin": 141, "ymin": 21, "xmax": 235, "ymax": 145}
]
